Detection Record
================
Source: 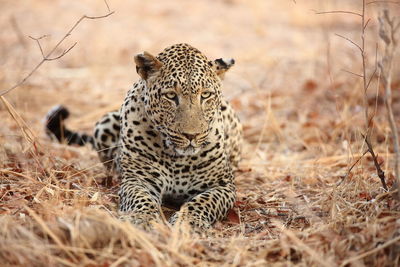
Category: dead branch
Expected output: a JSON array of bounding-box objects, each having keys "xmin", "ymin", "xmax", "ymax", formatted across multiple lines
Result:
[
  {"xmin": 46, "ymin": 42, "xmax": 78, "ymax": 61},
  {"xmin": 378, "ymin": 9, "xmax": 400, "ymax": 197},
  {"xmin": 337, "ymin": 150, "xmax": 369, "ymax": 186},
  {"xmin": 367, "ymin": 1, "xmax": 400, "ymax": 5},
  {"xmin": 364, "ymin": 18, "xmax": 371, "ymax": 31},
  {"xmin": 360, "ymin": 0, "xmax": 370, "ymax": 127},
  {"xmin": 341, "ymin": 69, "xmax": 364, "ymax": 78},
  {"xmin": 358, "ymin": 0, "xmax": 388, "ymax": 191},
  {"xmin": 335, "ymin": 33, "xmax": 363, "ymax": 53},
  {"xmin": 312, "ymin": 10, "xmax": 362, "ymax": 17},
  {"xmin": 317, "ymin": 0, "xmax": 389, "ymax": 190},
  {"xmin": 0, "ymin": 0, "xmax": 114, "ymax": 97},
  {"xmin": 366, "ymin": 44, "xmax": 379, "ymax": 92},
  {"xmin": 362, "ymin": 134, "xmax": 388, "ymax": 190},
  {"xmin": 28, "ymin": 35, "xmax": 48, "ymax": 58}
]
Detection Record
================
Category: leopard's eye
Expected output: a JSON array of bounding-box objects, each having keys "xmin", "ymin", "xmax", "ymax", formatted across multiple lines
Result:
[
  {"xmin": 164, "ymin": 92, "xmax": 177, "ymax": 100},
  {"xmin": 201, "ymin": 91, "xmax": 213, "ymax": 99}
]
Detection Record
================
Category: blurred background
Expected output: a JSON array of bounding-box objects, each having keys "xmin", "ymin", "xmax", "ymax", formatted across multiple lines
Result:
[
  {"xmin": 2, "ymin": 0, "xmax": 400, "ymax": 167},
  {"xmin": 2, "ymin": 0, "xmax": 400, "ymax": 192}
]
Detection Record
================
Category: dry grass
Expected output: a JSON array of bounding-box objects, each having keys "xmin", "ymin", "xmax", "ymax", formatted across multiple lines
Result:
[{"xmin": 1, "ymin": 0, "xmax": 400, "ymax": 266}]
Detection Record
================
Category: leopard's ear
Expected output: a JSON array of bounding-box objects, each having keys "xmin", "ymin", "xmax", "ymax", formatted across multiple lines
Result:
[
  {"xmin": 209, "ymin": 58, "xmax": 235, "ymax": 79},
  {"xmin": 134, "ymin": 51, "xmax": 163, "ymax": 80}
]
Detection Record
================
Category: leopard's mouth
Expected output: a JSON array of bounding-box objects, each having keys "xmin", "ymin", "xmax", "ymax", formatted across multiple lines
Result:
[
  {"xmin": 163, "ymin": 129, "xmax": 210, "ymax": 156},
  {"xmin": 174, "ymin": 145, "xmax": 201, "ymax": 156},
  {"xmin": 165, "ymin": 136, "xmax": 207, "ymax": 156}
]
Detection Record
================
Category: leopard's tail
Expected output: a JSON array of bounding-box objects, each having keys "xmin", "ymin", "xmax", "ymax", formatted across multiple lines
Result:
[{"xmin": 44, "ymin": 105, "xmax": 95, "ymax": 147}]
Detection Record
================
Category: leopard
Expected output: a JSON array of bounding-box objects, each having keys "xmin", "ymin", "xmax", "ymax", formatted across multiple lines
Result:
[{"xmin": 45, "ymin": 43, "xmax": 242, "ymax": 230}]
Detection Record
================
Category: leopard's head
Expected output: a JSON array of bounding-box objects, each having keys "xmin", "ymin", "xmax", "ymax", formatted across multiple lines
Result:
[{"xmin": 134, "ymin": 43, "xmax": 234, "ymax": 155}]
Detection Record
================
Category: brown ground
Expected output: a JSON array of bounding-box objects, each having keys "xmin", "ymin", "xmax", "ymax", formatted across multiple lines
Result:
[{"xmin": 1, "ymin": 0, "xmax": 400, "ymax": 266}]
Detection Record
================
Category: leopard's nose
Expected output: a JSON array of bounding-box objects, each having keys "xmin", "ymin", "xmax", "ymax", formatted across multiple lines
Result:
[{"xmin": 182, "ymin": 133, "xmax": 198, "ymax": 141}]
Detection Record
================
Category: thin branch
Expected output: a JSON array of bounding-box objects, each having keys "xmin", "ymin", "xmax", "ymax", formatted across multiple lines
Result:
[
  {"xmin": 28, "ymin": 35, "xmax": 48, "ymax": 58},
  {"xmin": 341, "ymin": 69, "xmax": 364, "ymax": 78},
  {"xmin": 366, "ymin": 1, "xmax": 400, "ymax": 5},
  {"xmin": 365, "ymin": 43, "xmax": 379, "ymax": 92},
  {"xmin": 324, "ymin": 0, "xmax": 390, "ymax": 192},
  {"xmin": 0, "ymin": 62, "xmax": 46, "ymax": 97},
  {"xmin": 103, "ymin": 0, "xmax": 111, "ymax": 12},
  {"xmin": 335, "ymin": 33, "xmax": 363, "ymax": 53},
  {"xmin": 363, "ymin": 18, "xmax": 371, "ymax": 31},
  {"xmin": 312, "ymin": 9, "xmax": 363, "ymax": 17},
  {"xmin": 337, "ymin": 150, "xmax": 369, "ymax": 186},
  {"xmin": 358, "ymin": 0, "xmax": 387, "ymax": 192},
  {"xmin": 379, "ymin": 9, "xmax": 400, "ymax": 198},
  {"xmin": 0, "ymin": 0, "xmax": 114, "ymax": 97},
  {"xmin": 362, "ymin": 134, "xmax": 388, "ymax": 191},
  {"xmin": 361, "ymin": 0, "xmax": 370, "ymax": 129},
  {"xmin": 369, "ymin": 68, "xmax": 381, "ymax": 130},
  {"xmin": 46, "ymin": 42, "xmax": 77, "ymax": 61}
]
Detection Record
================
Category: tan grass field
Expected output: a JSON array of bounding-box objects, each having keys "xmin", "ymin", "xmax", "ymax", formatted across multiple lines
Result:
[{"xmin": 1, "ymin": 0, "xmax": 400, "ymax": 266}]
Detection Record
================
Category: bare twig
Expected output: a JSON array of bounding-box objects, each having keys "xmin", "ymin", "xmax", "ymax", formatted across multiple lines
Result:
[
  {"xmin": 103, "ymin": 0, "xmax": 111, "ymax": 12},
  {"xmin": 359, "ymin": 0, "xmax": 388, "ymax": 191},
  {"xmin": 0, "ymin": 0, "xmax": 114, "ymax": 97},
  {"xmin": 361, "ymin": 0, "xmax": 369, "ymax": 127},
  {"xmin": 341, "ymin": 69, "xmax": 364, "ymax": 78},
  {"xmin": 335, "ymin": 33, "xmax": 363, "ymax": 53},
  {"xmin": 366, "ymin": 44, "xmax": 379, "ymax": 93},
  {"xmin": 318, "ymin": 0, "xmax": 389, "ymax": 190},
  {"xmin": 362, "ymin": 134, "xmax": 388, "ymax": 190},
  {"xmin": 364, "ymin": 18, "xmax": 371, "ymax": 31},
  {"xmin": 378, "ymin": 9, "xmax": 400, "ymax": 198},
  {"xmin": 46, "ymin": 42, "xmax": 78, "ymax": 61},
  {"xmin": 312, "ymin": 9, "xmax": 363, "ymax": 17},
  {"xmin": 367, "ymin": 1, "xmax": 400, "ymax": 5},
  {"xmin": 337, "ymin": 150, "xmax": 369, "ymax": 186},
  {"xmin": 28, "ymin": 35, "xmax": 48, "ymax": 58}
]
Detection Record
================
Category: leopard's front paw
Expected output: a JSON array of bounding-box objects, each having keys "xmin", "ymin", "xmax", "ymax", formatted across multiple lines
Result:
[
  {"xmin": 119, "ymin": 212, "xmax": 160, "ymax": 231},
  {"xmin": 169, "ymin": 211, "xmax": 211, "ymax": 231}
]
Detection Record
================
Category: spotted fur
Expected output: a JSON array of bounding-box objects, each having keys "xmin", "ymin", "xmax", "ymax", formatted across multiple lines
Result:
[{"xmin": 45, "ymin": 43, "xmax": 242, "ymax": 230}]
